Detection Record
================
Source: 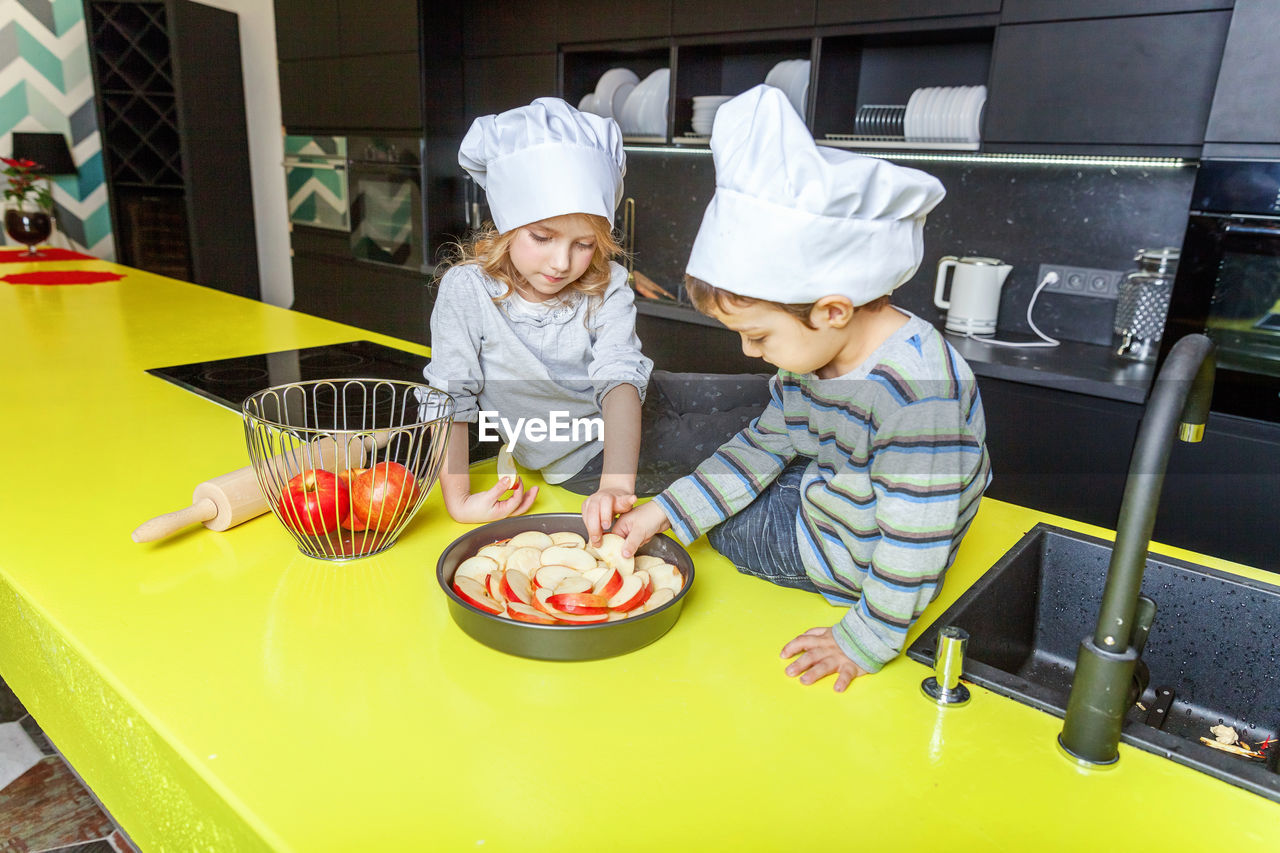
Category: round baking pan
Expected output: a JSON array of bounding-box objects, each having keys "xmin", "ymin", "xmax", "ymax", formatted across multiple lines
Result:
[{"xmin": 436, "ymin": 513, "xmax": 695, "ymax": 661}]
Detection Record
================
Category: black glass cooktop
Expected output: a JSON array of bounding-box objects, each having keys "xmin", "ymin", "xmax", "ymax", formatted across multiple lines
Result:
[{"xmin": 146, "ymin": 340, "xmax": 431, "ymax": 412}]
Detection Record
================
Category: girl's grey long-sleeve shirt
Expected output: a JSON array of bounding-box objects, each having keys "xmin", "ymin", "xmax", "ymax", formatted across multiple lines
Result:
[{"xmin": 423, "ymin": 261, "xmax": 653, "ymax": 484}]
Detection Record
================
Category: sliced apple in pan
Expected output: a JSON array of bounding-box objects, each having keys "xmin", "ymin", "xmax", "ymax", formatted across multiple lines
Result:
[
  {"xmin": 508, "ymin": 530, "xmax": 554, "ymax": 551},
  {"xmin": 583, "ymin": 566, "xmax": 610, "ymax": 586},
  {"xmin": 476, "ymin": 543, "xmax": 512, "ymax": 568},
  {"xmin": 504, "ymin": 546, "xmax": 543, "ymax": 576},
  {"xmin": 639, "ymin": 587, "xmax": 675, "ymax": 613},
  {"xmin": 591, "ymin": 567, "xmax": 624, "ymax": 599},
  {"xmin": 605, "ymin": 573, "xmax": 649, "ymax": 612},
  {"xmin": 454, "ymin": 576, "xmax": 505, "ymax": 615},
  {"xmin": 632, "ymin": 569, "xmax": 653, "ymax": 597},
  {"xmin": 553, "ymin": 610, "xmax": 610, "ymax": 624},
  {"xmin": 549, "ymin": 531, "xmax": 586, "ymax": 548},
  {"xmin": 547, "ymin": 591, "xmax": 609, "ymax": 614},
  {"xmin": 552, "ymin": 575, "xmax": 593, "ymax": 596},
  {"xmin": 634, "ymin": 555, "xmax": 666, "ymax": 572},
  {"xmin": 500, "ymin": 568, "xmax": 533, "ymax": 606},
  {"xmin": 455, "ymin": 555, "xmax": 498, "ymax": 585},
  {"xmin": 647, "ymin": 562, "xmax": 684, "ymax": 595},
  {"xmin": 533, "ymin": 564, "xmax": 579, "ymax": 590},
  {"xmin": 587, "ymin": 533, "xmax": 634, "ymax": 576},
  {"xmin": 486, "ymin": 569, "xmax": 508, "ymax": 603},
  {"xmin": 540, "ymin": 545, "xmax": 596, "ymax": 572},
  {"xmin": 506, "ymin": 601, "xmax": 557, "ymax": 624}
]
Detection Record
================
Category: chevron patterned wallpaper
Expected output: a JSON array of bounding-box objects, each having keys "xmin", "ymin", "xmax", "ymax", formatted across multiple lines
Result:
[{"xmin": 0, "ymin": 0, "xmax": 113, "ymax": 259}]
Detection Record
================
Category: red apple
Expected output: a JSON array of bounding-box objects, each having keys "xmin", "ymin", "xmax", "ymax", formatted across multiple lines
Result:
[
  {"xmin": 277, "ymin": 469, "xmax": 349, "ymax": 536},
  {"xmin": 454, "ymin": 576, "xmax": 504, "ymax": 615},
  {"xmin": 591, "ymin": 567, "xmax": 624, "ymax": 599},
  {"xmin": 339, "ymin": 468, "xmax": 370, "ymax": 530},
  {"xmin": 547, "ymin": 592, "xmax": 609, "ymax": 615},
  {"xmin": 350, "ymin": 461, "xmax": 419, "ymax": 531},
  {"xmin": 500, "ymin": 569, "xmax": 533, "ymax": 606}
]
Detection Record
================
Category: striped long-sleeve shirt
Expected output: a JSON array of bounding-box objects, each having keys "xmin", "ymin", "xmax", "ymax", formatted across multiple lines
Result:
[{"xmin": 652, "ymin": 313, "xmax": 991, "ymax": 673}]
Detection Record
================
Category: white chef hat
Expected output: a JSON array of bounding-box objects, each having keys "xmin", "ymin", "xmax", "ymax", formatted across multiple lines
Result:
[
  {"xmin": 459, "ymin": 97, "xmax": 626, "ymax": 234},
  {"xmin": 686, "ymin": 85, "xmax": 946, "ymax": 306}
]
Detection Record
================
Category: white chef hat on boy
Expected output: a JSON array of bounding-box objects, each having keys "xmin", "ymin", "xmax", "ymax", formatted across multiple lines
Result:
[
  {"xmin": 459, "ymin": 97, "xmax": 626, "ymax": 234},
  {"xmin": 686, "ymin": 85, "xmax": 946, "ymax": 306}
]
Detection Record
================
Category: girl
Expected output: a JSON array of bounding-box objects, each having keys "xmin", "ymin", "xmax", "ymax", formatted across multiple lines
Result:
[{"xmin": 424, "ymin": 97, "xmax": 653, "ymax": 542}]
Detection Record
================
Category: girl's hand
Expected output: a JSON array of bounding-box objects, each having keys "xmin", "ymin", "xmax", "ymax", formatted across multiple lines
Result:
[
  {"xmin": 780, "ymin": 627, "xmax": 869, "ymax": 693},
  {"xmin": 582, "ymin": 488, "xmax": 637, "ymax": 547},
  {"xmin": 613, "ymin": 501, "xmax": 671, "ymax": 557},
  {"xmin": 445, "ymin": 475, "xmax": 538, "ymax": 524}
]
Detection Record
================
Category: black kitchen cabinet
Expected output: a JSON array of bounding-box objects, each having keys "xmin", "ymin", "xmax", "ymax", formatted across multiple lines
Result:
[
  {"xmin": 278, "ymin": 58, "xmax": 342, "ymax": 129},
  {"xmin": 1203, "ymin": 0, "xmax": 1280, "ymax": 155},
  {"xmin": 274, "ymin": 0, "xmax": 340, "ymax": 60},
  {"xmin": 463, "ymin": 0, "xmax": 557, "ymax": 56},
  {"xmin": 983, "ymin": 12, "xmax": 1232, "ymax": 155},
  {"xmin": 672, "ymin": 0, "xmax": 812, "ymax": 35},
  {"xmin": 1000, "ymin": 0, "xmax": 1233, "ymax": 23},
  {"xmin": 463, "ymin": 53, "xmax": 558, "ymax": 119},
  {"xmin": 817, "ymin": 0, "xmax": 1000, "ymax": 26},
  {"xmin": 338, "ymin": 0, "xmax": 419, "ymax": 55},
  {"xmin": 560, "ymin": 0, "xmax": 671, "ymax": 42},
  {"xmin": 339, "ymin": 52, "xmax": 423, "ymax": 130},
  {"xmin": 290, "ymin": 249, "xmax": 434, "ymax": 345},
  {"xmin": 85, "ymin": 0, "xmax": 259, "ymax": 298}
]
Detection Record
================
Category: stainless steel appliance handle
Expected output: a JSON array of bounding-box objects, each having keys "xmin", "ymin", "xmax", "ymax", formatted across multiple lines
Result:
[
  {"xmin": 1222, "ymin": 223, "xmax": 1280, "ymax": 237},
  {"xmin": 283, "ymin": 159, "xmax": 346, "ymax": 171}
]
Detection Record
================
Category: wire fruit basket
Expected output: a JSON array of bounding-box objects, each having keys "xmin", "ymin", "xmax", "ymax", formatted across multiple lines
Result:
[{"xmin": 243, "ymin": 379, "xmax": 454, "ymax": 560}]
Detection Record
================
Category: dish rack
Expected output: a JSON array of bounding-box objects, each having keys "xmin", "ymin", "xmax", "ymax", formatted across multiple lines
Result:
[{"xmin": 243, "ymin": 379, "xmax": 453, "ymax": 560}]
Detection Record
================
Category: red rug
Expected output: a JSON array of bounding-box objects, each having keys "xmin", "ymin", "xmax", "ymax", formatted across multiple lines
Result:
[
  {"xmin": 0, "ymin": 248, "xmax": 95, "ymax": 263},
  {"xmin": 1, "ymin": 270, "xmax": 124, "ymax": 285}
]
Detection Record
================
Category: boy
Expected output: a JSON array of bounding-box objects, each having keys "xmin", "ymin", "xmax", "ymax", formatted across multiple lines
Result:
[{"xmin": 613, "ymin": 85, "xmax": 991, "ymax": 692}]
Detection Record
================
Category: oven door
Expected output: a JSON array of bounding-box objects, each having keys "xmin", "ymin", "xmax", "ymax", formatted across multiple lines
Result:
[
  {"xmin": 1166, "ymin": 214, "xmax": 1280, "ymax": 422},
  {"xmin": 283, "ymin": 135, "xmax": 349, "ymax": 232},
  {"xmin": 348, "ymin": 152, "xmax": 426, "ymax": 272}
]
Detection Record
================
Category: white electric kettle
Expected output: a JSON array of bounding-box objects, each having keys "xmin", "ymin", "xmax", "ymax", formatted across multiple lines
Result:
[{"xmin": 934, "ymin": 256, "xmax": 1013, "ymax": 335}]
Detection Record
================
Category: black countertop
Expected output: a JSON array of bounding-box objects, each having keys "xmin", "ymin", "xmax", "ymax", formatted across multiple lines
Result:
[{"xmin": 945, "ymin": 334, "xmax": 1155, "ymax": 404}]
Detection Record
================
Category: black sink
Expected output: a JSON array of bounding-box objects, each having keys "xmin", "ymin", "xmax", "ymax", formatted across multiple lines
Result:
[{"xmin": 908, "ymin": 523, "xmax": 1280, "ymax": 801}]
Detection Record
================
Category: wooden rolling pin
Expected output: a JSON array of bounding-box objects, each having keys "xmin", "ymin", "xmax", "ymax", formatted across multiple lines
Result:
[{"xmin": 131, "ymin": 434, "xmax": 380, "ymax": 543}]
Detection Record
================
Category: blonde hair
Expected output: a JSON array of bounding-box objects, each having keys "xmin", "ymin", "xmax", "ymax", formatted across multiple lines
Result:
[
  {"xmin": 684, "ymin": 275, "xmax": 889, "ymax": 328},
  {"xmin": 437, "ymin": 213, "xmax": 623, "ymax": 303}
]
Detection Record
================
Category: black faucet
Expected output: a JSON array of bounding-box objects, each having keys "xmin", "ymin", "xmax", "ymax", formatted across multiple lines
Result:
[{"xmin": 1059, "ymin": 333, "xmax": 1216, "ymax": 766}]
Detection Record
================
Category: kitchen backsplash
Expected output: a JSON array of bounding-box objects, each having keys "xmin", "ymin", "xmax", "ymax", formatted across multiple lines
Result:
[{"xmin": 623, "ymin": 148, "xmax": 1198, "ymax": 347}]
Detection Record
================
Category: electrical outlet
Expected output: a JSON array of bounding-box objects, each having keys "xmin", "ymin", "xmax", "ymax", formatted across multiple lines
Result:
[{"xmin": 1037, "ymin": 264, "xmax": 1124, "ymax": 300}]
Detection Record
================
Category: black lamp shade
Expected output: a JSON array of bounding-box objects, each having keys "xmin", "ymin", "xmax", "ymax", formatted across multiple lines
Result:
[{"xmin": 10, "ymin": 132, "xmax": 77, "ymax": 175}]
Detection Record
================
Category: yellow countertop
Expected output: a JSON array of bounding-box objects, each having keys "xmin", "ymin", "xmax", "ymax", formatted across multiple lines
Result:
[{"xmin": 2, "ymin": 260, "xmax": 1279, "ymax": 851}]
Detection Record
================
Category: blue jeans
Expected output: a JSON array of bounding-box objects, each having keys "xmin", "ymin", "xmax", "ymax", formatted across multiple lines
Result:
[{"xmin": 707, "ymin": 459, "xmax": 820, "ymax": 593}]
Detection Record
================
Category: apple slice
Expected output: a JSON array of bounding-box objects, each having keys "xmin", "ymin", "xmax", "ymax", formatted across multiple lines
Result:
[
  {"xmin": 639, "ymin": 587, "xmax": 675, "ymax": 613},
  {"xmin": 632, "ymin": 569, "xmax": 653, "ymax": 597},
  {"xmin": 506, "ymin": 601, "xmax": 557, "ymax": 624},
  {"xmin": 591, "ymin": 567, "xmax": 624, "ymax": 599},
  {"xmin": 553, "ymin": 576, "xmax": 593, "ymax": 595},
  {"xmin": 648, "ymin": 562, "xmax": 684, "ymax": 595},
  {"xmin": 495, "ymin": 443, "xmax": 518, "ymax": 479},
  {"xmin": 588, "ymin": 533, "xmax": 634, "ymax": 576},
  {"xmin": 505, "ymin": 546, "xmax": 543, "ymax": 576},
  {"xmin": 541, "ymin": 545, "xmax": 596, "ymax": 572},
  {"xmin": 486, "ymin": 569, "xmax": 508, "ymax": 603},
  {"xmin": 500, "ymin": 568, "xmax": 533, "ymax": 606},
  {"xmin": 533, "ymin": 564, "xmax": 579, "ymax": 590},
  {"xmin": 508, "ymin": 530, "xmax": 554, "ymax": 550},
  {"xmin": 550, "ymin": 531, "xmax": 586, "ymax": 548},
  {"xmin": 547, "ymin": 592, "xmax": 609, "ymax": 614},
  {"xmin": 583, "ymin": 566, "xmax": 610, "ymax": 586},
  {"xmin": 606, "ymin": 573, "xmax": 649, "ymax": 612},
  {"xmin": 455, "ymin": 555, "xmax": 498, "ymax": 585},
  {"xmin": 634, "ymin": 555, "xmax": 666, "ymax": 572},
  {"xmin": 477, "ymin": 543, "xmax": 512, "ymax": 568},
  {"xmin": 454, "ymin": 576, "xmax": 505, "ymax": 615},
  {"xmin": 606, "ymin": 611, "xmax": 627, "ymax": 622},
  {"xmin": 532, "ymin": 587, "xmax": 558, "ymax": 615},
  {"xmin": 553, "ymin": 610, "xmax": 610, "ymax": 624}
]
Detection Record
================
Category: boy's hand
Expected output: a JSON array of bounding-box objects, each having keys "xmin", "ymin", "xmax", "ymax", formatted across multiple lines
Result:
[
  {"xmin": 781, "ymin": 627, "xmax": 869, "ymax": 693},
  {"xmin": 582, "ymin": 487, "xmax": 637, "ymax": 546},
  {"xmin": 613, "ymin": 501, "xmax": 671, "ymax": 557},
  {"xmin": 445, "ymin": 476, "xmax": 538, "ymax": 524}
]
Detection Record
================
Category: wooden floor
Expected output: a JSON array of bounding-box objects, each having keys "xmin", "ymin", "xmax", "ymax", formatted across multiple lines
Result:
[{"xmin": 0, "ymin": 677, "xmax": 136, "ymax": 853}]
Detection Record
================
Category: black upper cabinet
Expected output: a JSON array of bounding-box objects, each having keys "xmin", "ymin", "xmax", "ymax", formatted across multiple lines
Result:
[
  {"xmin": 463, "ymin": 54, "xmax": 558, "ymax": 119},
  {"xmin": 338, "ymin": 0, "xmax": 420, "ymax": 55},
  {"xmin": 984, "ymin": 11, "xmax": 1232, "ymax": 154},
  {"xmin": 560, "ymin": 0, "xmax": 670, "ymax": 42},
  {"xmin": 672, "ymin": 0, "xmax": 811, "ymax": 35},
  {"xmin": 464, "ymin": 0, "xmax": 557, "ymax": 56},
  {"xmin": 339, "ymin": 52, "xmax": 423, "ymax": 130},
  {"xmin": 1000, "ymin": 0, "xmax": 1233, "ymax": 22},
  {"xmin": 275, "ymin": 0, "xmax": 340, "ymax": 59},
  {"xmin": 278, "ymin": 58, "xmax": 342, "ymax": 129},
  {"xmin": 1203, "ymin": 0, "xmax": 1280, "ymax": 150},
  {"xmin": 818, "ymin": 0, "xmax": 999, "ymax": 26}
]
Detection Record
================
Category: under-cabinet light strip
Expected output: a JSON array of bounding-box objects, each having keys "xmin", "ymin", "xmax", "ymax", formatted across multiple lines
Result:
[{"xmin": 626, "ymin": 145, "xmax": 1190, "ymax": 169}]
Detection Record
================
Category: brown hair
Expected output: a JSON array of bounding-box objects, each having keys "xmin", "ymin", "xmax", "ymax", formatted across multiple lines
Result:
[
  {"xmin": 684, "ymin": 275, "xmax": 892, "ymax": 327},
  {"xmin": 437, "ymin": 213, "xmax": 624, "ymax": 303}
]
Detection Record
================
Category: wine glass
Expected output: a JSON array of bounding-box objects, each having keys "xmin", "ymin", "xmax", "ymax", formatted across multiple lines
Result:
[{"xmin": 4, "ymin": 201, "xmax": 53, "ymax": 257}]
